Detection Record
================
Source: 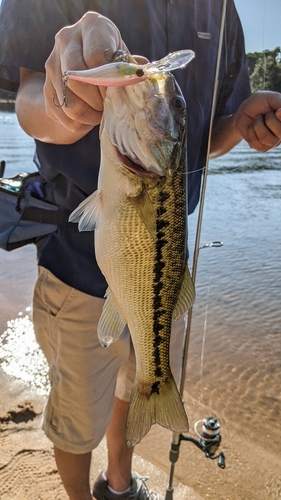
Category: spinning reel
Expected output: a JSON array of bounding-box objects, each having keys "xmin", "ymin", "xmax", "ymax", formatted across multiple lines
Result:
[{"xmin": 165, "ymin": 417, "xmax": 225, "ymax": 500}]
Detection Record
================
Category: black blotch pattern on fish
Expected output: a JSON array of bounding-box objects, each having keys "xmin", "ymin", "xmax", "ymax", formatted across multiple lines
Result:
[
  {"xmin": 151, "ymin": 381, "xmax": 161, "ymax": 395},
  {"xmin": 154, "ymin": 367, "xmax": 163, "ymax": 377},
  {"xmin": 150, "ymin": 126, "xmax": 187, "ymax": 388},
  {"xmin": 152, "ymin": 188, "xmax": 171, "ymax": 381}
]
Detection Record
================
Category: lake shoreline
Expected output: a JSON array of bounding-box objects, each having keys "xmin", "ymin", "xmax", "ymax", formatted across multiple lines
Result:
[{"xmin": 0, "ymin": 100, "xmax": 15, "ymax": 112}]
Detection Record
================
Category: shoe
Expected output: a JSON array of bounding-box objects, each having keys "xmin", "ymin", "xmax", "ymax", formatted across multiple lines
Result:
[{"xmin": 92, "ymin": 471, "xmax": 164, "ymax": 500}]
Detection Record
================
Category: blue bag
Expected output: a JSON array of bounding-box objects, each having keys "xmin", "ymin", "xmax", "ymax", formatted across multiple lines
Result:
[{"xmin": 0, "ymin": 165, "xmax": 72, "ymax": 251}]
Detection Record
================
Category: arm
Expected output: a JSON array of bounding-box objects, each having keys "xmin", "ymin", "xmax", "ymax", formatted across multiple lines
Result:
[
  {"xmin": 15, "ymin": 12, "xmax": 128, "ymax": 144},
  {"xmin": 210, "ymin": 91, "xmax": 281, "ymax": 158}
]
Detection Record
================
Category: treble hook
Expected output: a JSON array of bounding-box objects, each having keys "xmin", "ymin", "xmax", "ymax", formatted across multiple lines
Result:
[
  {"xmin": 104, "ymin": 48, "xmax": 129, "ymax": 62},
  {"xmin": 52, "ymin": 73, "xmax": 74, "ymax": 108}
]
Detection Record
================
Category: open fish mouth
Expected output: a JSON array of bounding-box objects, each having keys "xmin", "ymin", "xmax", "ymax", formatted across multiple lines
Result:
[{"xmin": 115, "ymin": 146, "xmax": 161, "ymax": 179}]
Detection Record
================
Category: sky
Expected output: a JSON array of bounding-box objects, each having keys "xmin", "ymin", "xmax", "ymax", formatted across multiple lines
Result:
[{"xmin": 234, "ymin": 0, "xmax": 281, "ymax": 53}]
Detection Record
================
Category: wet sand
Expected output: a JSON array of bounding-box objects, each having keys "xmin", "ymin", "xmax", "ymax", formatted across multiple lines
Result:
[
  {"xmin": 0, "ymin": 367, "xmax": 280, "ymax": 500},
  {"xmin": 0, "ymin": 246, "xmax": 280, "ymax": 499},
  {"xmin": 0, "ymin": 371, "xmax": 202, "ymax": 500}
]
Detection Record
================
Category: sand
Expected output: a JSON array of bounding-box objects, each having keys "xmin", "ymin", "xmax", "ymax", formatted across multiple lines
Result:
[
  {"xmin": 0, "ymin": 371, "xmax": 203, "ymax": 500},
  {"xmin": 0, "ymin": 247, "xmax": 280, "ymax": 500},
  {"xmin": 1, "ymin": 367, "xmax": 280, "ymax": 500}
]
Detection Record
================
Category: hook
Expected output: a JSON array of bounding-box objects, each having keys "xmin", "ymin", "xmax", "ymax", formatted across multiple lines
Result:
[
  {"xmin": 52, "ymin": 73, "xmax": 74, "ymax": 108},
  {"xmin": 104, "ymin": 48, "xmax": 129, "ymax": 63}
]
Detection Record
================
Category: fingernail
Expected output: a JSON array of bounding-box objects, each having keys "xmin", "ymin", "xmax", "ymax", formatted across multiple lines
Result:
[{"xmin": 276, "ymin": 108, "xmax": 281, "ymax": 119}]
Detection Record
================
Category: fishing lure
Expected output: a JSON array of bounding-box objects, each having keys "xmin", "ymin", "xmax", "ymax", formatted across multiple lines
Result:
[
  {"xmin": 54, "ymin": 49, "xmax": 195, "ymax": 108},
  {"xmin": 65, "ymin": 49, "xmax": 195, "ymax": 88}
]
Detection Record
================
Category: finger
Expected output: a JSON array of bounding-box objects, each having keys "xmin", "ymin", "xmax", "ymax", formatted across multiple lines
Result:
[
  {"xmin": 253, "ymin": 114, "xmax": 279, "ymax": 148},
  {"xmin": 45, "ymin": 35, "xmax": 103, "ymax": 127},
  {"xmin": 80, "ymin": 12, "xmax": 128, "ymax": 68},
  {"xmin": 64, "ymin": 79, "xmax": 104, "ymax": 113},
  {"xmin": 50, "ymin": 13, "xmax": 126, "ymax": 115},
  {"xmin": 240, "ymin": 118, "xmax": 271, "ymax": 153},
  {"xmin": 264, "ymin": 111, "xmax": 281, "ymax": 140},
  {"xmin": 248, "ymin": 126, "xmax": 270, "ymax": 152},
  {"xmin": 45, "ymin": 77, "xmax": 103, "ymax": 132},
  {"xmin": 134, "ymin": 55, "xmax": 150, "ymax": 65}
]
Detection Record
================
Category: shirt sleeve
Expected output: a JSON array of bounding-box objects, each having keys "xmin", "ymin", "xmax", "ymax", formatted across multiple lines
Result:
[
  {"xmin": 216, "ymin": 0, "xmax": 251, "ymax": 117},
  {"xmin": 0, "ymin": 0, "xmax": 86, "ymax": 91}
]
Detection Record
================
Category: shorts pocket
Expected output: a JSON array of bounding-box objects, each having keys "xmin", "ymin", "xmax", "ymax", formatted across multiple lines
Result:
[{"xmin": 36, "ymin": 266, "xmax": 75, "ymax": 318}]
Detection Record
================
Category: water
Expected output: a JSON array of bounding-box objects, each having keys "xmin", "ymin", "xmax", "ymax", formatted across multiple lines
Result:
[
  {"xmin": 0, "ymin": 111, "xmax": 280, "ymax": 499},
  {"xmin": 0, "ymin": 111, "xmax": 35, "ymax": 173}
]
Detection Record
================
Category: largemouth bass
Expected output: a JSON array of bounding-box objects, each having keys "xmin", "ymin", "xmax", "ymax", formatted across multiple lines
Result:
[{"xmin": 70, "ymin": 59, "xmax": 195, "ymax": 447}]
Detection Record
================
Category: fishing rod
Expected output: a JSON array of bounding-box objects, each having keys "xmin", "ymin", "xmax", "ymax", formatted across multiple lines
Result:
[{"xmin": 165, "ymin": 1, "xmax": 228, "ymax": 498}]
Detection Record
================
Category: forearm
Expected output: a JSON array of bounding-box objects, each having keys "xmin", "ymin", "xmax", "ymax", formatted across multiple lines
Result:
[
  {"xmin": 210, "ymin": 115, "xmax": 242, "ymax": 158},
  {"xmin": 16, "ymin": 69, "xmax": 97, "ymax": 144}
]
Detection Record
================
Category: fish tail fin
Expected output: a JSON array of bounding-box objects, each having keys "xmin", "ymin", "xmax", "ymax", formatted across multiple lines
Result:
[{"xmin": 126, "ymin": 375, "xmax": 188, "ymax": 447}]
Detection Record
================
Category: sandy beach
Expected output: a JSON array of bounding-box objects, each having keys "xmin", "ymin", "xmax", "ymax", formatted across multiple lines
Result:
[
  {"xmin": 0, "ymin": 370, "xmax": 205, "ymax": 500},
  {"xmin": 1, "ymin": 365, "xmax": 280, "ymax": 500},
  {"xmin": 0, "ymin": 243, "xmax": 280, "ymax": 500}
]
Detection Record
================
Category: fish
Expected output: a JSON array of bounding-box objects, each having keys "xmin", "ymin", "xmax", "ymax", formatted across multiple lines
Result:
[{"xmin": 69, "ymin": 56, "xmax": 195, "ymax": 447}]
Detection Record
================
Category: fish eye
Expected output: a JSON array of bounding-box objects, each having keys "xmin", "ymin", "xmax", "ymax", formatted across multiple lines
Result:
[{"xmin": 172, "ymin": 96, "xmax": 185, "ymax": 109}]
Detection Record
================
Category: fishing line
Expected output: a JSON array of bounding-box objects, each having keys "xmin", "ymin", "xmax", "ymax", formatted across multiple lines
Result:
[
  {"xmin": 165, "ymin": 3, "xmax": 229, "ymax": 497},
  {"xmin": 184, "ymin": 147, "xmax": 279, "ymax": 178},
  {"xmin": 262, "ymin": 0, "xmax": 266, "ymax": 89},
  {"xmin": 199, "ymin": 258, "xmax": 212, "ymax": 406}
]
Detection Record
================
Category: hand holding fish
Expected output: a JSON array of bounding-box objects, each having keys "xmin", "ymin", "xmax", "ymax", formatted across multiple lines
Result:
[
  {"xmin": 234, "ymin": 90, "xmax": 281, "ymax": 152},
  {"xmin": 44, "ymin": 11, "xmax": 128, "ymax": 134}
]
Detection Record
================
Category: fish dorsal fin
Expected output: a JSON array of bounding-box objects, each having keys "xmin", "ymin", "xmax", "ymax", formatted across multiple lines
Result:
[
  {"xmin": 127, "ymin": 189, "xmax": 156, "ymax": 240},
  {"xmin": 69, "ymin": 190, "xmax": 101, "ymax": 231},
  {"xmin": 97, "ymin": 288, "xmax": 126, "ymax": 347},
  {"xmin": 172, "ymin": 266, "xmax": 195, "ymax": 320}
]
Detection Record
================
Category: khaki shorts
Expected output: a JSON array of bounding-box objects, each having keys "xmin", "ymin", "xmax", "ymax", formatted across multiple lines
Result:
[{"xmin": 33, "ymin": 266, "xmax": 187, "ymax": 454}]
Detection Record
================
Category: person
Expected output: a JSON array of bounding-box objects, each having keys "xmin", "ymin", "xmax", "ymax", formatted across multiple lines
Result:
[{"xmin": 0, "ymin": 1, "xmax": 280, "ymax": 499}]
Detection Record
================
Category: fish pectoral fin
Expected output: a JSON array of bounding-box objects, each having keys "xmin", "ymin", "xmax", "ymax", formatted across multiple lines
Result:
[
  {"xmin": 69, "ymin": 190, "xmax": 101, "ymax": 231},
  {"xmin": 172, "ymin": 266, "xmax": 195, "ymax": 320},
  {"xmin": 127, "ymin": 190, "xmax": 156, "ymax": 240},
  {"xmin": 97, "ymin": 288, "xmax": 126, "ymax": 347},
  {"xmin": 125, "ymin": 375, "xmax": 189, "ymax": 447}
]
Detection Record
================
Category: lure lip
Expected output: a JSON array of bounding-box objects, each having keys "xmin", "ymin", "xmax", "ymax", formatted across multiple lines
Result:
[{"xmin": 145, "ymin": 49, "xmax": 195, "ymax": 74}]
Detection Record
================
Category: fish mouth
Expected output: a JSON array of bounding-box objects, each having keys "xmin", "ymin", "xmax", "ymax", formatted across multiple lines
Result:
[{"xmin": 116, "ymin": 147, "xmax": 161, "ymax": 179}]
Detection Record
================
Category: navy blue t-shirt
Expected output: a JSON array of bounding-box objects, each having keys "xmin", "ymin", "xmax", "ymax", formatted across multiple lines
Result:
[{"xmin": 0, "ymin": 0, "xmax": 251, "ymax": 297}]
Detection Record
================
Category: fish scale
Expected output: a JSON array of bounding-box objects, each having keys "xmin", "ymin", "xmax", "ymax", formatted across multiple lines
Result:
[{"xmin": 69, "ymin": 67, "xmax": 195, "ymax": 447}]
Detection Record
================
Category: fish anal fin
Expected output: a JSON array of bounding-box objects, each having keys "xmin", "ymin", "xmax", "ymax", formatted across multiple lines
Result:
[
  {"xmin": 126, "ymin": 375, "xmax": 189, "ymax": 447},
  {"xmin": 69, "ymin": 190, "xmax": 101, "ymax": 231},
  {"xmin": 127, "ymin": 189, "xmax": 156, "ymax": 240},
  {"xmin": 172, "ymin": 266, "xmax": 195, "ymax": 320},
  {"xmin": 97, "ymin": 288, "xmax": 126, "ymax": 347}
]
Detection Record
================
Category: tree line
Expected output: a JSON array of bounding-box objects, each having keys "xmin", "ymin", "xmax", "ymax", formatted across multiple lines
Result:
[
  {"xmin": 0, "ymin": 47, "xmax": 280, "ymax": 110},
  {"xmin": 247, "ymin": 47, "xmax": 281, "ymax": 93}
]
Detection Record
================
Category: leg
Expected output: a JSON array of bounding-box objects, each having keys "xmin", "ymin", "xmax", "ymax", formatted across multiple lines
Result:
[
  {"xmin": 54, "ymin": 447, "xmax": 92, "ymax": 500},
  {"xmin": 33, "ymin": 268, "xmax": 131, "ymax": 499},
  {"xmin": 105, "ymin": 397, "xmax": 134, "ymax": 492}
]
